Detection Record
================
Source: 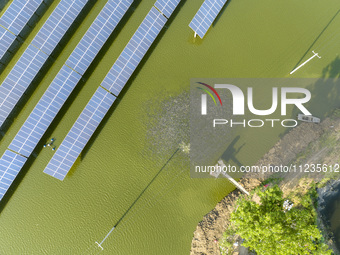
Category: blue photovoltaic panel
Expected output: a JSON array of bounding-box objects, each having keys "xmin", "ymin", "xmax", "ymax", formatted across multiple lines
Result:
[
  {"xmin": 0, "ymin": 44, "xmax": 48, "ymax": 128},
  {"xmin": 31, "ymin": 0, "xmax": 88, "ymax": 56},
  {"xmin": 189, "ymin": 0, "xmax": 227, "ymax": 39},
  {"xmin": 101, "ymin": 7, "xmax": 167, "ymax": 95},
  {"xmin": 8, "ymin": 65, "xmax": 81, "ymax": 157},
  {"xmin": 66, "ymin": 0, "xmax": 133, "ymax": 75},
  {"xmin": 0, "ymin": 150, "xmax": 27, "ymax": 201},
  {"xmin": 0, "ymin": 0, "xmax": 88, "ymax": 129},
  {"xmin": 154, "ymin": 0, "xmax": 180, "ymax": 18},
  {"xmin": 44, "ymin": 87, "xmax": 116, "ymax": 180},
  {"xmin": 0, "ymin": 26, "xmax": 16, "ymax": 60},
  {"xmin": 0, "ymin": 0, "xmax": 43, "ymax": 35}
]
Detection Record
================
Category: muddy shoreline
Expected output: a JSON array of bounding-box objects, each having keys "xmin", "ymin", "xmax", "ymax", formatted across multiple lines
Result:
[{"xmin": 190, "ymin": 114, "xmax": 340, "ymax": 255}]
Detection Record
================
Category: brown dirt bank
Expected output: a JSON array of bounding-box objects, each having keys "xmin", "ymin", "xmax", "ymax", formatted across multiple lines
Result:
[{"xmin": 190, "ymin": 112, "xmax": 340, "ymax": 255}]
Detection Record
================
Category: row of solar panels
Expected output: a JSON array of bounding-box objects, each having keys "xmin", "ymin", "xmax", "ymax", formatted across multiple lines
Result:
[
  {"xmin": 0, "ymin": 0, "xmax": 225, "ymax": 129},
  {"xmin": 0, "ymin": 0, "xmax": 221, "ymax": 69},
  {"xmin": 189, "ymin": 0, "xmax": 228, "ymax": 39},
  {"xmin": 44, "ymin": 0, "xmax": 181, "ymax": 180},
  {"xmin": 0, "ymin": 0, "xmax": 44, "ymax": 60},
  {"xmin": 0, "ymin": 150, "xmax": 27, "ymax": 200},
  {"xmin": 0, "ymin": 0, "xmax": 224, "ymax": 200},
  {"xmin": 0, "ymin": 0, "xmax": 89, "ymax": 129},
  {"xmin": 9, "ymin": 0, "xmax": 133, "ymax": 159},
  {"xmin": 45, "ymin": 0, "xmax": 229, "ymax": 180},
  {"xmin": 0, "ymin": 0, "xmax": 133, "ymax": 201}
]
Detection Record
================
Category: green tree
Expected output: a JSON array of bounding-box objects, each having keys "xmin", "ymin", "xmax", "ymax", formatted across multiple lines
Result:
[{"xmin": 230, "ymin": 185, "xmax": 332, "ymax": 255}]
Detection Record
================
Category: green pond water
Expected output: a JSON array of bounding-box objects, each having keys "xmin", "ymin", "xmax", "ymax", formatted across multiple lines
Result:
[{"xmin": 1, "ymin": 0, "xmax": 340, "ymax": 254}]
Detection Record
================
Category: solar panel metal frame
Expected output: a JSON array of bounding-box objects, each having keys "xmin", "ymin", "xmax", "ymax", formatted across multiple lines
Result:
[
  {"xmin": 154, "ymin": 0, "xmax": 180, "ymax": 18},
  {"xmin": 0, "ymin": 26, "xmax": 16, "ymax": 60},
  {"xmin": 8, "ymin": 65, "xmax": 81, "ymax": 157},
  {"xmin": 31, "ymin": 0, "xmax": 88, "ymax": 56},
  {"xmin": 0, "ymin": 0, "xmax": 43, "ymax": 35},
  {"xmin": 44, "ymin": 87, "xmax": 116, "ymax": 180},
  {"xmin": 0, "ymin": 150, "xmax": 27, "ymax": 201},
  {"xmin": 189, "ymin": 0, "xmax": 227, "ymax": 39},
  {"xmin": 101, "ymin": 7, "xmax": 167, "ymax": 96},
  {"xmin": 0, "ymin": 44, "xmax": 49, "ymax": 128},
  {"xmin": 66, "ymin": 0, "xmax": 133, "ymax": 75}
]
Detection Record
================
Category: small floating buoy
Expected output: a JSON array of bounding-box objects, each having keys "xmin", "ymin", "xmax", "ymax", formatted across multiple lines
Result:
[{"xmin": 43, "ymin": 144, "xmax": 47, "ymax": 148}]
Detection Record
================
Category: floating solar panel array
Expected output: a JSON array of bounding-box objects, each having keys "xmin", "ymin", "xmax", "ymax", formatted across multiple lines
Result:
[
  {"xmin": 154, "ymin": 0, "xmax": 180, "ymax": 18},
  {"xmin": 101, "ymin": 7, "xmax": 167, "ymax": 95},
  {"xmin": 8, "ymin": 65, "xmax": 82, "ymax": 157},
  {"xmin": 0, "ymin": 0, "xmax": 43, "ymax": 60},
  {"xmin": 0, "ymin": 44, "xmax": 48, "ymax": 126},
  {"xmin": 0, "ymin": 150, "xmax": 27, "ymax": 201},
  {"xmin": 189, "ymin": 0, "xmax": 228, "ymax": 39},
  {"xmin": 8, "ymin": 0, "xmax": 132, "ymax": 157},
  {"xmin": 0, "ymin": 0, "xmax": 88, "ymax": 129},
  {"xmin": 31, "ymin": 0, "xmax": 89, "ymax": 55},
  {"xmin": 66, "ymin": 0, "xmax": 133, "ymax": 75},
  {"xmin": 0, "ymin": 0, "xmax": 133, "ymax": 199},
  {"xmin": 44, "ymin": 2, "xmax": 181, "ymax": 180},
  {"xmin": 44, "ymin": 87, "xmax": 116, "ymax": 180}
]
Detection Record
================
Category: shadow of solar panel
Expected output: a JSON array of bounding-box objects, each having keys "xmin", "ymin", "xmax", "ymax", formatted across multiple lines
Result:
[
  {"xmin": 0, "ymin": 44, "xmax": 48, "ymax": 128},
  {"xmin": 44, "ymin": 86, "xmax": 116, "ymax": 180},
  {"xmin": 101, "ymin": 7, "xmax": 167, "ymax": 95},
  {"xmin": 8, "ymin": 65, "xmax": 81, "ymax": 157},
  {"xmin": 189, "ymin": 0, "xmax": 227, "ymax": 39},
  {"xmin": 0, "ymin": 0, "xmax": 43, "ymax": 36},
  {"xmin": 0, "ymin": 150, "xmax": 27, "ymax": 201},
  {"xmin": 66, "ymin": 0, "xmax": 133, "ymax": 75},
  {"xmin": 154, "ymin": 0, "xmax": 180, "ymax": 18},
  {"xmin": 31, "ymin": 0, "xmax": 88, "ymax": 55},
  {"xmin": 0, "ymin": 26, "xmax": 16, "ymax": 60}
]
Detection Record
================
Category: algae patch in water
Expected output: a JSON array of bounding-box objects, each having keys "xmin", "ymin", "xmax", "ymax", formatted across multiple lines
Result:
[{"xmin": 144, "ymin": 91, "xmax": 190, "ymax": 158}]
